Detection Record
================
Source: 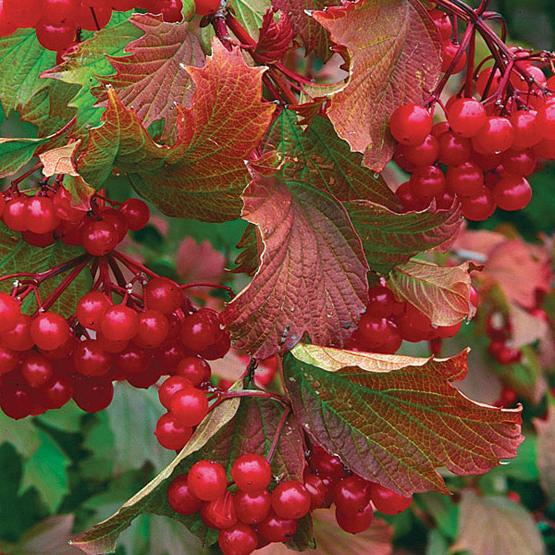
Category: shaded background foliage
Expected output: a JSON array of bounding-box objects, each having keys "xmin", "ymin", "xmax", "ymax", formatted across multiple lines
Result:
[{"xmin": 0, "ymin": 1, "xmax": 554, "ymax": 554}]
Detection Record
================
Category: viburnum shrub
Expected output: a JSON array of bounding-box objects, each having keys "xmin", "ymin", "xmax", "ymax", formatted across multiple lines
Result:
[{"xmin": 0, "ymin": 0, "xmax": 553, "ymax": 553}]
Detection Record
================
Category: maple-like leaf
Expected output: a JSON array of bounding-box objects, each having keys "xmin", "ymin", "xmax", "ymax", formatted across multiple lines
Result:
[
  {"xmin": 39, "ymin": 141, "xmax": 80, "ymax": 177},
  {"xmin": 452, "ymin": 489, "xmax": 544, "ymax": 555},
  {"xmin": 222, "ymin": 173, "xmax": 369, "ymax": 359},
  {"xmin": 285, "ymin": 344, "xmax": 522, "ymax": 496},
  {"xmin": 312, "ymin": 0, "xmax": 442, "ymax": 171},
  {"xmin": 96, "ymin": 14, "xmax": 205, "ymax": 135},
  {"xmin": 231, "ymin": 0, "xmax": 271, "ymax": 39},
  {"xmin": 272, "ymin": 0, "xmax": 337, "ymax": 59},
  {"xmin": 78, "ymin": 41, "xmax": 275, "ymax": 222},
  {"xmin": 535, "ymin": 399, "xmax": 555, "ymax": 502},
  {"xmin": 267, "ymin": 109, "xmax": 399, "ymax": 206},
  {"xmin": 388, "ymin": 259, "xmax": 475, "ymax": 326},
  {"xmin": 0, "ymin": 136, "xmax": 50, "ymax": 178},
  {"xmin": 345, "ymin": 200, "xmax": 463, "ymax": 274},
  {"xmin": 254, "ymin": 9, "xmax": 295, "ymax": 63}
]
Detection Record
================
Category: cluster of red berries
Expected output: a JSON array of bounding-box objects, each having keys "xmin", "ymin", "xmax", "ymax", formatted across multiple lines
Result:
[
  {"xmin": 485, "ymin": 311, "xmax": 523, "ymax": 366},
  {"xmin": 348, "ymin": 283, "xmax": 477, "ymax": 354},
  {"xmin": 0, "ymin": 187, "xmax": 149, "ymax": 253},
  {"xmin": 167, "ymin": 445, "xmax": 412, "ymax": 554},
  {"xmin": 0, "ymin": 0, "xmax": 183, "ymax": 52},
  {"xmin": 428, "ymin": 7, "xmax": 468, "ymax": 76},
  {"xmin": 0, "ymin": 268, "xmax": 230, "ymax": 419}
]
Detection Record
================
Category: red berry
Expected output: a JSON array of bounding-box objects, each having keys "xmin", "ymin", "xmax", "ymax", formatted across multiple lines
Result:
[
  {"xmin": 333, "ymin": 475, "xmax": 372, "ymax": 514},
  {"xmin": 82, "ymin": 220, "xmax": 119, "ymax": 256},
  {"xmin": 441, "ymin": 41, "xmax": 467, "ymax": 74},
  {"xmin": 76, "ymin": 291, "xmax": 112, "ymax": 330},
  {"xmin": 395, "ymin": 303, "xmax": 433, "ymax": 342},
  {"xmin": 187, "ymin": 460, "xmax": 228, "ymax": 501},
  {"xmin": 355, "ymin": 315, "xmax": 401, "ymax": 351},
  {"xmin": 231, "ymin": 454, "xmax": 272, "ymax": 494},
  {"xmin": 120, "ymin": 198, "xmax": 150, "ymax": 231},
  {"xmin": 0, "ymin": 383, "xmax": 34, "ymax": 419},
  {"xmin": 401, "ymin": 134, "xmax": 439, "ymax": 167},
  {"xmin": 218, "ymin": 523, "xmax": 258, "ymax": 555},
  {"xmin": 538, "ymin": 99, "xmax": 555, "ymax": 140},
  {"xmin": 194, "ymin": 0, "xmax": 220, "ymax": 16},
  {"xmin": 460, "ymin": 189, "xmax": 496, "ymax": 221},
  {"xmin": 73, "ymin": 377, "xmax": 114, "ymax": 413},
  {"xmin": 390, "ymin": 103, "xmax": 433, "ymax": 146},
  {"xmin": 438, "ymin": 132, "xmax": 472, "ymax": 166},
  {"xmin": 114, "ymin": 345, "xmax": 150, "ymax": 376},
  {"xmin": 40, "ymin": 373, "xmax": 73, "ymax": 409},
  {"xmin": 35, "ymin": 19, "xmax": 77, "ymax": 51},
  {"xmin": 1, "ymin": 314, "xmax": 34, "ymax": 351},
  {"xmin": 100, "ymin": 305, "xmax": 139, "ymax": 341},
  {"xmin": 534, "ymin": 138, "xmax": 555, "ymax": 160},
  {"xmin": 135, "ymin": 309, "xmax": 169, "ymax": 348},
  {"xmin": 202, "ymin": 490, "xmax": 238, "ymax": 529},
  {"xmin": 488, "ymin": 341, "xmax": 521, "ymax": 364},
  {"xmin": 446, "ymin": 161, "xmax": 484, "ymax": 197},
  {"xmin": 510, "ymin": 110, "xmax": 541, "ymax": 148},
  {"xmin": 409, "ymin": 165, "xmax": 446, "ymax": 200},
  {"xmin": 73, "ymin": 340, "xmax": 112, "ymax": 377},
  {"xmin": 303, "ymin": 472, "xmax": 328, "ymax": 510},
  {"xmin": 169, "ymin": 387, "xmax": 208, "ymax": 426},
  {"xmin": 26, "ymin": 196, "xmax": 60, "ymax": 234},
  {"xmin": 0, "ymin": 345, "xmax": 19, "ymax": 375},
  {"xmin": 475, "ymin": 67, "xmax": 501, "ymax": 96},
  {"xmin": 30, "ymin": 312, "xmax": 70, "ymax": 351},
  {"xmin": 234, "ymin": 490, "xmax": 272, "ymax": 524},
  {"xmin": 21, "ymin": 352, "xmax": 54, "ymax": 388},
  {"xmin": 501, "ymin": 149, "xmax": 536, "ymax": 177},
  {"xmin": 492, "ymin": 175, "xmax": 532, "ymax": 211},
  {"xmin": 3, "ymin": 197, "xmax": 29, "ymax": 231},
  {"xmin": 0, "ymin": 292, "xmax": 20, "ymax": 332},
  {"xmin": 158, "ymin": 375, "xmax": 192, "ymax": 409},
  {"xmin": 369, "ymin": 483, "xmax": 412, "ymax": 514},
  {"xmin": 126, "ymin": 365, "xmax": 161, "ymax": 389},
  {"xmin": 366, "ymin": 286, "xmax": 403, "ymax": 318},
  {"xmin": 160, "ymin": 0, "xmax": 183, "ymax": 22},
  {"xmin": 181, "ymin": 308, "xmax": 221, "ymax": 353},
  {"xmin": 22, "ymin": 231, "xmax": 56, "ymax": 247},
  {"xmin": 154, "ymin": 412, "xmax": 193, "ymax": 450},
  {"xmin": 75, "ymin": 3, "xmax": 112, "ymax": 30},
  {"xmin": 167, "ymin": 474, "xmax": 202, "ymax": 515},
  {"xmin": 101, "ymin": 208, "xmax": 129, "ymax": 242},
  {"xmin": 175, "ymin": 356, "xmax": 211, "ymax": 386},
  {"xmin": 257, "ymin": 512, "xmax": 297, "ymax": 543},
  {"xmin": 472, "ymin": 116, "xmax": 515, "ymax": 154},
  {"xmin": 429, "ymin": 9, "xmax": 452, "ymax": 41},
  {"xmin": 309, "ymin": 444, "xmax": 345, "ymax": 481},
  {"xmin": 447, "ymin": 98, "xmax": 487, "ymax": 138},
  {"xmin": 335, "ymin": 502, "xmax": 374, "ymax": 534},
  {"xmin": 144, "ymin": 277, "xmax": 183, "ymax": 314},
  {"xmin": 200, "ymin": 329, "xmax": 231, "ymax": 360},
  {"xmin": 271, "ymin": 480, "xmax": 311, "ymax": 520}
]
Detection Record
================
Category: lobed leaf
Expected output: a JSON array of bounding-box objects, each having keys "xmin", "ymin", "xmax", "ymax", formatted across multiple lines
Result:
[
  {"xmin": 312, "ymin": 0, "xmax": 442, "ymax": 171},
  {"xmin": 96, "ymin": 14, "xmax": 205, "ymax": 136},
  {"xmin": 222, "ymin": 173, "xmax": 369, "ymax": 358},
  {"xmin": 285, "ymin": 343, "xmax": 523, "ymax": 496},
  {"xmin": 345, "ymin": 200, "xmax": 464, "ymax": 274},
  {"xmin": 38, "ymin": 141, "xmax": 80, "ymax": 178},
  {"xmin": 232, "ymin": 0, "xmax": 272, "ymax": 39},
  {"xmin": 0, "ymin": 137, "xmax": 49, "ymax": 179},
  {"xmin": 78, "ymin": 41, "xmax": 275, "ymax": 222},
  {"xmin": 388, "ymin": 259, "xmax": 475, "ymax": 326},
  {"xmin": 452, "ymin": 489, "xmax": 544, "ymax": 555}
]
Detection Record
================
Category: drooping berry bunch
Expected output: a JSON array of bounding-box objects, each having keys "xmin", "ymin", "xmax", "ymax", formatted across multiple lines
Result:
[
  {"xmin": 0, "ymin": 0, "xmax": 184, "ymax": 53},
  {"xmin": 348, "ymin": 282, "xmax": 478, "ymax": 355},
  {"xmin": 166, "ymin": 444, "xmax": 412, "ymax": 554},
  {"xmin": 390, "ymin": 4, "xmax": 555, "ymax": 221}
]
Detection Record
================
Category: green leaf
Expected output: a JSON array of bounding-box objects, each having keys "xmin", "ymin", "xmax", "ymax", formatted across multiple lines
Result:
[
  {"xmin": 286, "ymin": 344, "xmax": 523, "ymax": 496},
  {"xmin": 42, "ymin": 15, "xmax": 143, "ymax": 129},
  {"xmin": 0, "ymin": 411, "xmax": 40, "ymax": 458},
  {"xmin": 345, "ymin": 200, "xmax": 464, "ymax": 274},
  {"xmin": 0, "ymin": 30, "xmax": 56, "ymax": 115},
  {"xmin": 80, "ymin": 411, "xmax": 115, "ymax": 481},
  {"xmin": 72, "ymin": 394, "xmax": 242, "ymax": 554},
  {"xmin": 36, "ymin": 402, "xmax": 84, "ymax": 433},
  {"xmin": 426, "ymin": 528, "xmax": 450, "ymax": 555},
  {"xmin": 231, "ymin": 0, "xmax": 271, "ymax": 39},
  {"xmin": 20, "ymin": 429, "xmax": 70, "ymax": 513},
  {"xmin": 0, "ymin": 136, "xmax": 48, "ymax": 178},
  {"xmin": 106, "ymin": 384, "xmax": 173, "ymax": 473},
  {"xmin": 417, "ymin": 493, "xmax": 459, "ymax": 540},
  {"xmin": 0, "ymin": 223, "xmax": 90, "ymax": 317}
]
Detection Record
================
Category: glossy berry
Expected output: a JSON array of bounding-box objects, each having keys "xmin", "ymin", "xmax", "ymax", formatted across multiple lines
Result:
[
  {"xmin": 234, "ymin": 490, "xmax": 272, "ymax": 524},
  {"xmin": 120, "ymin": 198, "xmax": 150, "ymax": 231},
  {"xmin": 366, "ymin": 286, "xmax": 403, "ymax": 318},
  {"xmin": 169, "ymin": 387, "xmax": 208, "ymax": 427},
  {"xmin": 0, "ymin": 384, "xmax": 34, "ymax": 419},
  {"xmin": 510, "ymin": 110, "xmax": 540, "ymax": 148},
  {"xmin": 401, "ymin": 134, "xmax": 439, "ymax": 167},
  {"xmin": 409, "ymin": 165, "xmax": 446, "ymax": 199},
  {"xmin": 310, "ymin": 445, "xmax": 345, "ymax": 481},
  {"xmin": 489, "ymin": 341, "xmax": 522, "ymax": 365},
  {"xmin": 73, "ymin": 340, "xmax": 112, "ymax": 377},
  {"xmin": 82, "ymin": 220, "xmax": 119, "ymax": 256},
  {"xmin": 395, "ymin": 303, "xmax": 433, "ymax": 342},
  {"xmin": 271, "ymin": 480, "xmax": 311, "ymax": 520},
  {"xmin": 26, "ymin": 196, "xmax": 60, "ymax": 234},
  {"xmin": 3, "ymin": 197, "xmax": 29, "ymax": 231},
  {"xmin": 100, "ymin": 305, "xmax": 139, "ymax": 342},
  {"xmin": 218, "ymin": 523, "xmax": 258, "ymax": 555},
  {"xmin": 35, "ymin": 19, "xmax": 76, "ymax": 52},
  {"xmin": 202, "ymin": 491, "xmax": 238, "ymax": 529},
  {"xmin": 187, "ymin": 460, "xmax": 228, "ymax": 501},
  {"xmin": 369, "ymin": 483, "xmax": 412, "ymax": 514},
  {"xmin": 154, "ymin": 413, "xmax": 193, "ymax": 451},
  {"xmin": 441, "ymin": 41, "xmax": 467, "ymax": 73},
  {"xmin": 429, "ymin": 9, "xmax": 452, "ymax": 40},
  {"xmin": 355, "ymin": 315, "xmax": 400, "ymax": 351},
  {"xmin": 501, "ymin": 150, "xmax": 536, "ymax": 177},
  {"xmin": 158, "ymin": 376, "xmax": 191, "ymax": 409},
  {"xmin": 175, "ymin": 356, "xmax": 211, "ymax": 386},
  {"xmin": 335, "ymin": 502, "xmax": 374, "ymax": 534},
  {"xmin": 231, "ymin": 454, "xmax": 272, "ymax": 494},
  {"xmin": 389, "ymin": 103, "xmax": 433, "ymax": 146},
  {"xmin": 257, "ymin": 512, "xmax": 297, "ymax": 543},
  {"xmin": 438, "ymin": 132, "xmax": 472, "ymax": 166},
  {"xmin": 144, "ymin": 277, "xmax": 183, "ymax": 314},
  {"xmin": 333, "ymin": 475, "xmax": 372, "ymax": 514},
  {"xmin": 30, "ymin": 312, "xmax": 70, "ymax": 351},
  {"xmin": 0, "ymin": 292, "xmax": 20, "ymax": 332},
  {"xmin": 472, "ymin": 116, "xmax": 515, "ymax": 154},
  {"xmin": 21, "ymin": 352, "xmax": 54, "ymax": 388},
  {"xmin": 460, "ymin": 189, "xmax": 496, "ymax": 221},
  {"xmin": 538, "ymin": 100, "xmax": 555, "ymax": 140},
  {"xmin": 446, "ymin": 161, "xmax": 484, "ymax": 197},
  {"xmin": 1, "ymin": 314, "xmax": 34, "ymax": 351},
  {"xmin": 303, "ymin": 472, "xmax": 328, "ymax": 510},
  {"xmin": 72, "ymin": 377, "xmax": 114, "ymax": 413},
  {"xmin": 0, "ymin": 345, "xmax": 19, "ymax": 375},
  {"xmin": 447, "ymin": 98, "xmax": 487, "ymax": 138},
  {"xmin": 181, "ymin": 309, "xmax": 221, "ymax": 353},
  {"xmin": 135, "ymin": 309, "xmax": 169, "ymax": 348},
  {"xmin": 167, "ymin": 474, "xmax": 202, "ymax": 515},
  {"xmin": 492, "ymin": 175, "xmax": 532, "ymax": 211},
  {"xmin": 194, "ymin": 0, "xmax": 220, "ymax": 16},
  {"xmin": 76, "ymin": 291, "xmax": 112, "ymax": 330}
]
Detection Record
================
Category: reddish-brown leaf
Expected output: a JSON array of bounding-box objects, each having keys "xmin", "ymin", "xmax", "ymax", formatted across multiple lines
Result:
[
  {"xmin": 312, "ymin": 0, "xmax": 442, "ymax": 171},
  {"xmin": 222, "ymin": 173, "xmax": 369, "ymax": 358},
  {"xmin": 255, "ymin": 9, "xmax": 295, "ymax": 63},
  {"xmin": 286, "ymin": 344, "xmax": 523, "ymax": 496},
  {"xmin": 78, "ymin": 41, "xmax": 275, "ymax": 222},
  {"xmin": 96, "ymin": 14, "xmax": 205, "ymax": 135}
]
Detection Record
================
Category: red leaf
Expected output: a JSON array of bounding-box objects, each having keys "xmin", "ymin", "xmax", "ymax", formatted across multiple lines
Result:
[
  {"xmin": 222, "ymin": 173, "xmax": 369, "ymax": 358},
  {"xmin": 97, "ymin": 14, "xmax": 205, "ymax": 135},
  {"xmin": 78, "ymin": 40, "xmax": 275, "ymax": 222},
  {"xmin": 255, "ymin": 9, "xmax": 295, "ymax": 64},
  {"xmin": 312, "ymin": 0, "xmax": 442, "ymax": 171}
]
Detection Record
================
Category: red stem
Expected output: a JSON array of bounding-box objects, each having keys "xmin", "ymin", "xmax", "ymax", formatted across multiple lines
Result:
[
  {"xmin": 40, "ymin": 258, "xmax": 91, "ymax": 312},
  {"xmin": 266, "ymin": 406, "xmax": 291, "ymax": 463},
  {"xmin": 111, "ymin": 250, "xmax": 158, "ymax": 278},
  {"xmin": 181, "ymin": 282, "xmax": 235, "ymax": 297}
]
